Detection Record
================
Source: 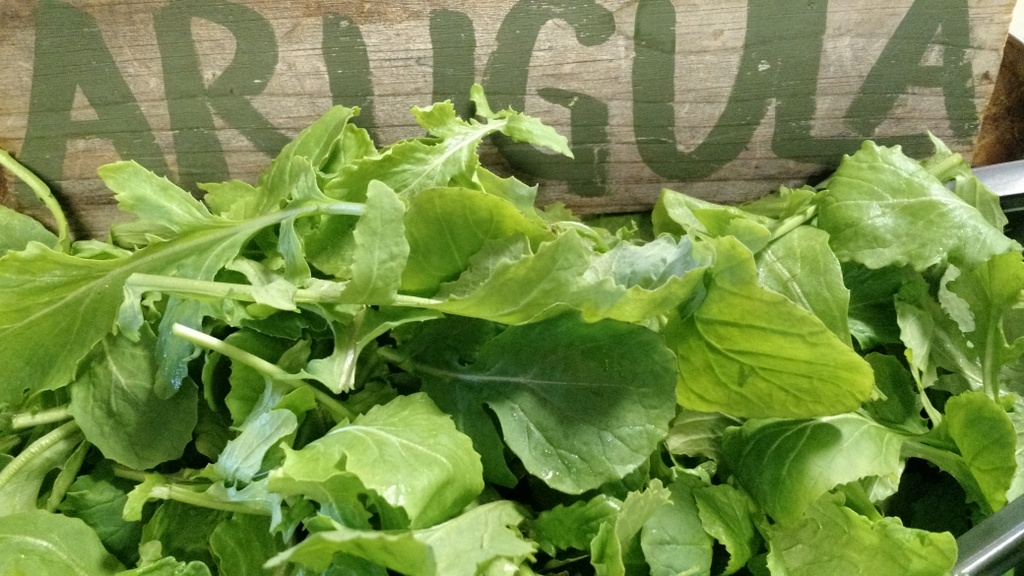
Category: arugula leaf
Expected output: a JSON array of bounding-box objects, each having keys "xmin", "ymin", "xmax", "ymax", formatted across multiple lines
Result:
[
  {"xmin": 663, "ymin": 409, "xmax": 739, "ymax": 464},
  {"xmin": 211, "ymin": 407, "xmax": 298, "ymax": 485},
  {"xmin": 267, "ymin": 500, "xmax": 536, "ymax": 576},
  {"xmin": 668, "ymin": 236, "xmax": 874, "ymax": 418},
  {"xmin": 270, "ymin": 392, "xmax": 483, "ymax": 529},
  {"xmin": 756, "ymin": 226, "xmax": 852, "ymax": 345},
  {"xmin": 764, "ymin": 493, "xmax": 956, "ymax": 576},
  {"xmin": 639, "ymin": 478, "xmax": 714, "ymax": 576},
  {"xmin": 692, "ymin": 483, "xmax": 759, "ymax": 574},
  {"xmin": 0, "ymin": 204, "xmax": 57, "ymax": 253},
  {"xmin": 68, "ymin": 328, "xmax": 198, "ymax": 470},
  {"xmin": 945, "ymin": 252, "xmax": 1024, "ymax": 397},
  {"xmin": 103, "ymin": 161, "xmax": 220, "ymax": 247},
  {"xmin": 327, "ymin": 84, "xmax": 569, "ymax": 203},
  {"xmin": 653, "ymin": 189, "xmax": 773, "ymax": 253},
  {"xmin": 591, "ymin": 480, "xmax": 672, "ymax": 576},
  {"xmin": 944, "ymin": 391, "xmax": 1017, "ymax": 511},
  {"xmin": 817, "ymin": 141, "xmax": 1019, "ymax": 271},
  {"xmin": 430, "ymin": 231, "xmax": 708, "ymax": 325},
  {"xmin": 338, "ymin": 180, "xmax": 409, "ymax": 303},
  {"xmin": 59, "ymin": 467, "xmax": 144, "ymax": 566},
  {"xmin": 401, "ymin": 186, "xmax": 551, "ymax": 295},
  {"xmin": 0, "ymin": 421, "xmax": 85, "ymax": 515},
  {"xmin": 530, "ymin": 494, "xmax": 621, "ymax": 555},
  {"xmin": 209, "ymin": 514, "xmax": 284, "ymax": 576},
  {"xmin": 722, "ymin": 414, "xmax": 903, "ymax": 524},
  {"xmin": 0, "ymin": 510, "xmax": 125, "ymax": 575},
  {"xmin": 406, "ymin": 314, "xmax": 677, "ymax": 494},
  {"xmin": 140, "ymin": 501, "xmax": 230, "ymax": 567}
]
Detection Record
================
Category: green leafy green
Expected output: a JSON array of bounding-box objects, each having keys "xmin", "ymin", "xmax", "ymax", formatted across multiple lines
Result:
[
  {"xmin": 270, "ymin": 392, "xmax": 483, "ymax": 529},
  {"xmin": 817, "ymin": 141, "xmax": 1019, "ymax": 271},
  {"xmin": 406, "ymin": 314, "xmax": 677, "ymax": 495},
  {"xmin": 0, "ymin": 510, "xmax": 125, "ymax": 575},
  {"xmin": 765, "ymin": 494, "xmax": 957, "ymax": 576},
  {"xmin": 68, "ymin": 328, "xmax": 198, "ymax": 470},
  {"xmin": 722, "ymin": 414, "xmax": 903, "ymax": 524},
  {"xmin": 640, "ymin": 478, "xmax": 714, "ymax": 576},
  {"xmin": 668, "ymin": 236, "xmax": 874, "ymax": 418},
  {"xmin": 2, "ymin": 86, "xmax": 1022, "ymax": 576}
]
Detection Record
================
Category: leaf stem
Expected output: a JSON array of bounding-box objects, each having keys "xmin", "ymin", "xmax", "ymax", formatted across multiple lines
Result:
[
  {"xmin": 925, "ymin": 152, "xmax": 965, "ymax": 183},
  {"xmin": 123, "ymin": 275, "xmax": 442, "ymax": 310},
  {"xmin": 11, "ymin": 405, "xmax": 73, "ymax": 430},
  {"xmin": 770, "ymin": 206, "xmax": 817, "ymax": 241},
  {"xmin": 0, "ymin": 421, "xmax": 83, "ymax": 494},
  {"xmin": 982, "ymin": 319, "xmax": 1003, "ymax": 401},
  {"xmin": 0, "ymin": 148, "xmax": 71, "ymax": 252},
  {"xmin": 153, "ymin": 483, "xmax": 272, "ymax": 516},
  {"xmin": 171, "ymin": 323, "xmax": 355, "ymax": 422},
  {"xmin": 45, "ymin": 440, "xmax": 91, "ymax": 512}
]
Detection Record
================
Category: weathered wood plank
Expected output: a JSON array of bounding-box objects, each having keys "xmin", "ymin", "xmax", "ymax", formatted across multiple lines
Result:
[{"xmin": 0, "ymin": 0, "xmax": 1015, "ymax": 239}]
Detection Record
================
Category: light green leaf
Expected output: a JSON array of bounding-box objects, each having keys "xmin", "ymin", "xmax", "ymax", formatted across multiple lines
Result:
[
  {"xmin": 640, "ymin": 479, "xmax": 714, "ymax": 576},
  {"xmin": 591, "ymin": 481, "xmax": 672, "ymax": 576},
  {"xmin": 212, "ymin": 408, "xmax": 297, "ymax": 485},
  {"xmin": 270, "ymin": 392, "xmax": 483, "ymax": 529},
  {"xmin": 431, "ymin": 231, "xmax": 708, "ymax": 325},
  {"xmin": 429, "ymin": 232, "xmax": 589, "ymax": 323},
  {"xmin": 1007, "ymin": 395, "xmax": 1024, "ymax": 501},
  {"xmin": 408, "ymin": 314, "xmax": 677, "ymax": 494},
  {"xmin": 653, "ymin": 189, "xmax": 773, "ymax": 253},
  {"xmin": 816, "ymin": 141, "xmax": 1018, "ymax": 271},
  {"xmin": 946, "ymin": 252, "xmax": 1024, "ymax": 396},
  {"xmin": 267, "ymin": 522, "xmax": 432, "ymax": 575},
  {"xmin": 116, "ymin": 553, "xmax": 212, "ymax": 576},
  {"xmin": 722, "ymin": 414, "xmax": 904, "ymax": 524},
  {"xmin": 401, "ymin": 186, "xmax": 550, "ymax": 295},
  {"xmin": 0, "ymin": 205, "xmax": 57, "ymax": 253},
  {"xmin": 268, "ymin": 500, "xmax": 535, "ymax": 576},
  {"xmin": 339, "ymin": 180, "xmax": 409, "ymax": 303},
  {"xmin": 102, "ymin": 161, "xmax": 218, "ymax": 247},
  {"xmin": 416, "ymin": 500, "xmax": 537, "ymax": 576},
  {"xmin": 530, "ymin": 494, "xmax": 621, "ymax": 555},
  {"xmin": 0, "ymin": 510, "xmax": 125, "ymax": 575},
  {"xmin": 225, "ymin": 258, "xmax": 299, "ymax": 311},
  {"xmin": 68, "ymin": 329, "xmax": 198, "ymax": 470},
  {"xmin": 896, "ymin": 276, "xmax": 982, "ymax": 392},
  {"xmin": 756, "ymin": 226, "xmax": 851, "ymax": 345},
  {"xmin": 0, "ymin": 198, "xmax": 313, "ymax": 402},
  {"xmin": 254, "ymin": 105, "xmax": 360, "ymax": 216},
  {"xmin": 200, "ymin": 179, "xmax": 259, "ymax": 219},
  {"xmin": 693, "ymin": 484, "xmax": 759, "ymax": 574},
  {"xmin": 668, "ymin": 237, "xmax": 875, "ymax": 418},
  {"xmin": 304, "ymin": 306, "xmax": 441, "ymax": 395},
  {"xmin": 475, "ymin": 167, "xmax": 543, "ymax": 223},
  {"xmin": 663, "ymin": 409, "xmax": 740, "ymax": 464},
  {"xmin": 765, "ymin": 493, "xmax": 957, "ymax": 576},
  {"xmin": 470, "ymin": 84, "xmax": 572, "ymax": 157},
  {"xmin": 944, "ymin": 391, "xmax": 1017, "ymax": 511}
]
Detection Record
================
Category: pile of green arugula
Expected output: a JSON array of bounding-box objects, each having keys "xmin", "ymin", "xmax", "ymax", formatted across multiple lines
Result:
[{"xmin": 1, "ymin": 85, "xmax": 1023, "ymax": 576}]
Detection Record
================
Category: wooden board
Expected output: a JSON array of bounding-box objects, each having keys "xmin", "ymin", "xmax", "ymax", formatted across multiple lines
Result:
[{"xmin": 0, "ymin": 0, "xmax": 1016, "ymax": 239}]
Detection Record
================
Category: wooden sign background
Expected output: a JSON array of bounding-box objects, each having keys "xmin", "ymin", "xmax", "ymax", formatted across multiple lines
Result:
[{"xmin": 0, "ymin": 0, "xmax": 1016, "ymax": 239}]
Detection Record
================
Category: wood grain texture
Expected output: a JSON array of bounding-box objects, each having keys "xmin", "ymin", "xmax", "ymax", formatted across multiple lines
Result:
[{"xmin": 0, "ymin": 0, "xmax": 1016, "ymax": 239}]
